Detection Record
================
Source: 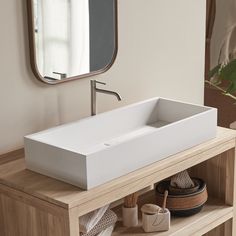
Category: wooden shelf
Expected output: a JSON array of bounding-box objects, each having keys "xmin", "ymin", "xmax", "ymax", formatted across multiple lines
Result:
[
  {"xmin": 0, "ymin": 127, "xmax": 235, "ymax": 236},
  {"xmin": 0, "ymin": 127, "xmax": 235, "ymax": 214},
  {"xmin": 112, "ymin": 194, "xmax": 233, "ymax": 236}
]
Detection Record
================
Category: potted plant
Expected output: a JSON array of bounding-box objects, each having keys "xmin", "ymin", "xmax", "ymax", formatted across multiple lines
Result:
[
  {"xmin": 206, "ymin": 58, "xmax": 236, "ymax": 101},
  {"xmin": 206, "ymin": 24, "xmax": 236, "ymax": 128}
]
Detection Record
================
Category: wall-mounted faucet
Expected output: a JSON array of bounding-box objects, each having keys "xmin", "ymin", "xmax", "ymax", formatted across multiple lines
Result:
[{"xmin": 91, "ymin": 80, "xmax": 122, "ymax": 116}]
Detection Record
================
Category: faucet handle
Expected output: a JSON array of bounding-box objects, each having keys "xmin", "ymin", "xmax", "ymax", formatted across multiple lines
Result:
[{"xmin": 94, "ymin": 80, "xmax": 106, "ymax": 86}]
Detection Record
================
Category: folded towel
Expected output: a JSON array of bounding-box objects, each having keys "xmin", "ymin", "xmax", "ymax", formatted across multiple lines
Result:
[
  {"xmin": 170, "ymin": 170, "xmax": 195, "ymax": 189},
  {"xmin": 80, "ymin": 205, "xmax": 109, "ymax": 233},
  {"xmin": 81, "ymin": 210, "xmax": 117, "ymax": 236},
  {"xmin": 96, "ymin": 225, "xmax": 115, "ymax": 236}
]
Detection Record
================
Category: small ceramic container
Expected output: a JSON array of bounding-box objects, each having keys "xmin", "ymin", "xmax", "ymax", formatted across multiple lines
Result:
[
  {"xmin": 122, "ymin": 205, "xmax": 138, "ymax": 227},
  {"xmin": 141, "ymin": 204, "xmax": 170, "ymax": 232}
]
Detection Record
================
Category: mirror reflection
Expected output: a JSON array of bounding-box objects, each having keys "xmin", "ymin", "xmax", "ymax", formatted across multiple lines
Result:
[{"xmin": 30, "ymin": 0, "xmax": 117, "ymax": 83}]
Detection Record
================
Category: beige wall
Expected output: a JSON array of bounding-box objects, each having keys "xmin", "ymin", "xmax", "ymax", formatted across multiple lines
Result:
[{"xmin": 0, "ymin": 0, "xmax": 206, "ymax": 155}]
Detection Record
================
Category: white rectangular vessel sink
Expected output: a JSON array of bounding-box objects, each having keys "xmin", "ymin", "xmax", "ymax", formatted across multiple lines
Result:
[{"xmin": 25, "ymin": 97, "xmax": 217, "ymax": 190}]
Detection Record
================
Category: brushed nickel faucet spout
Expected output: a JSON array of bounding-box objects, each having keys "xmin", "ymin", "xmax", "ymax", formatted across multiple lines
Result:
[{"xmin": 91, "ymin": 80, "xmax": 122, "ymax": 116}]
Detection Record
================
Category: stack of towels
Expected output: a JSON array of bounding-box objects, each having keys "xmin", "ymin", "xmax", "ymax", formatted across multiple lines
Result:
[{"xmin": 80, "ymin": 205, "xmax": 117, "ymax": 236}]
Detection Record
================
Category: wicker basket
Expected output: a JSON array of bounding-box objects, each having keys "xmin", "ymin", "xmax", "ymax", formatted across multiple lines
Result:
[{"xmin": 156, "ymin": 178, "xmax": 208, "ymax": 217}]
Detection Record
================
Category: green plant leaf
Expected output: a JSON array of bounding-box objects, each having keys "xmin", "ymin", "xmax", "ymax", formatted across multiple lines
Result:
[
  {"xmin": 225, "ymin": 75, "xmax": 236, "ymax": 93},
  {"xmin": 210, "ymin": 75, "xmax": 222, "ymax": 85},
  {"xmin": 209, "ymin": 64, "xmax": 221, "ymax": 79},
  {"xmin": 208, "ymin": 59, "xmax": 236, "ymax": 101},
  {"xmin": 219, "ymin": 59, "xmax": 236, "ymax": 81}
]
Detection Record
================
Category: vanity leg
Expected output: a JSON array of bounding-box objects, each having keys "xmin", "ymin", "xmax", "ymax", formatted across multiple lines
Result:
[
  {"xmin": 190, "ymin": 145, "xmax": 236, "ymax": 236},
  {"xmin": 225, "ymin": 146, "xmax": 236, "ymax": 235},
  {"xmin": 0, "ymin": 189, "xmax": 73, "ymax": 236},
  {"xmin": 65, "ymin": 208, "xmax": 80, "ymax": 236}
]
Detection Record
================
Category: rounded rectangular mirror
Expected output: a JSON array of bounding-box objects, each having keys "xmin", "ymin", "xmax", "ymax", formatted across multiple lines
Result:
[{"xmin": 27, "ymin": 0, "xmax": 118, "ymax": 84}]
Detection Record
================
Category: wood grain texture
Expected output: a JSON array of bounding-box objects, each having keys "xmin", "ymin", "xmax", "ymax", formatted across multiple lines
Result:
[
  {"xmin": 0, "ymin": 184, "xmax": 67, "ymax": 217},
  {"xmin": 189, "ymin": 152, "xmax": 228, "ymax": 202},
  {"xmin": 0, "ymin": 194, "xmax": 69, "ymax": 236},
  {"xmin": 0, "ymin": 127, "xmax": 235, "ymax": 235},
  {"xmin": 189, "ymin": 145, "xmax": 236, "ymax": 234},
  {"xmin": 203, "ymin": 220, "xmax": 232, "ymax": 236},
  {"xmin": 203, "ymin": 224, "xmax": 229, "ymax": 236},
  {"xmin": 0, "ymin": 127, "xmax": 235, "ymax": 212},
  {"xmin": 67, "ymin": 208, "xmax": 80, "ymax": 236},
  {"xmin": 113, "ymin": 195, "xmax": 233, "ymax": 236},
  {"xmin": 0, "ymin": 149, "xmax": 24, "ymax": 165},
  {"xmin": 230, "ymin": 144, "xmax": 236, "ymax": 235}
]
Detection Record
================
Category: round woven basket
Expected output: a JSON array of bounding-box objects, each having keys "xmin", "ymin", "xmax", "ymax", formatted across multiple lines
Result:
[{"xmin": 156, "ymin": 178, "xmax": 208, "ymax": 217}]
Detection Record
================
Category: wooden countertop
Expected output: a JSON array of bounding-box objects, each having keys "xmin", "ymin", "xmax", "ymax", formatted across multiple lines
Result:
[{"xmin": 0, "ymin": 127, "xmax": 235, "ymax": 214}]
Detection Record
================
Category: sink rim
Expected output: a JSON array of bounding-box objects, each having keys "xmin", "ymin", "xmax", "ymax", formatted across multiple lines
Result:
[{"xmin": 24, "ymin": 97, "xmax": 216, "ymax": 156}]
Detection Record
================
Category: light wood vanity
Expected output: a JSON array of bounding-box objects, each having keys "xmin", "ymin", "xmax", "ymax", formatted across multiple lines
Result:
[{"xmin": 0, "ymin": 127, "xmax": 236, "ymax": 236}]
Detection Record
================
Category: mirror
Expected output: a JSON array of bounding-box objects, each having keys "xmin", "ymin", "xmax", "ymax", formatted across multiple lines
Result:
[{"xmin": 27, "ymin": 0, "xmax": 118, "ymax": 84}]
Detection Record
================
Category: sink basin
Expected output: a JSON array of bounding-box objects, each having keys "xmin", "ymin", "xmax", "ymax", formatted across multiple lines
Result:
[{"xmin": 25, "ymin": 97, "xmax": 217, "ymax": 190}]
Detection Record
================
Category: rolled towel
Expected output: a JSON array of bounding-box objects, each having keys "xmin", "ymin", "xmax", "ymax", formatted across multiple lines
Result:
[
  {"xmin": 80, "ymin": 205, "xmax": 109, "ymax": 233},
  {"xmin": 81, "ymin": 210, "xmax": 117, "ymax": 236},
  {"xmin": 170, "ymin": 170, "xmax": 195, "ymax": 189}
]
